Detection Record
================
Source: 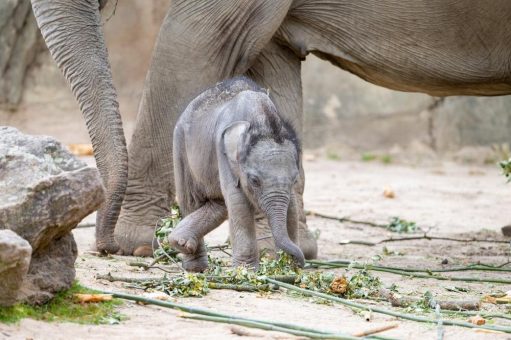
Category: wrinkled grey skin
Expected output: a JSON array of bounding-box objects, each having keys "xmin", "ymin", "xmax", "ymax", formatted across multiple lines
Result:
[
  {"xmin": 30, "ymin": 0, "xmax": 511, "ymax": 256},
  {"xmin": 169, "ymin": 77, "xmax": 304, "ymax": 272}
]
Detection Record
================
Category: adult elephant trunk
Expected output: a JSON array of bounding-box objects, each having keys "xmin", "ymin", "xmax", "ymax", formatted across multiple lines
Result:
[
  {"xmin": 261, "ymin": 194, "xmax": 305, "ymax": 267},
  {"xmin": 31, "ymin": 0, "xmax": 128, "ymax": 253}
]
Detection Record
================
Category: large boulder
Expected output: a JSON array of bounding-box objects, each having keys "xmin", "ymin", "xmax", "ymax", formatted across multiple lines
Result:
[{"xmin": 0, "ymin": 126, "xmax": 104, "ymax": 305}]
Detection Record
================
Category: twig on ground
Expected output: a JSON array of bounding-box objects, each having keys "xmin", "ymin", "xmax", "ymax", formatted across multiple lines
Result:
[
  {"xmin": 307, "ymin": 260, "xmax": 511, "ymax": 284},
  {"xmin": 307, "ymin": 210, "xmax": 510, "ymax": 245},
  {"xmin": 352, "ymin": 323, "xmax": 398, "ymax": 337},
  {"xmin": 339, "ymin": 235, "xmax": 510, "ymax": 246},
  {"xmin": 230, "ymin": 326, "xmax": 264, "ymax": 337},
  {"xmin": 76, "ymin": 223, "xmax": 95, "ymax": 229},
  {"xmin": 147, "ymin": 254, "xmax": 168, "ymax": 268},
  {"xmin": 205, "ymin": 275, "xmax": 297, "ymax": 284},
  {"xmin": 126, "ymin": 260, "xmax": 181, "ymax": 274},
  {"xmin": 379, "ymin": 288, "xmax": 480, "ymax": 311},
  {"xmin": 207, "ymin": 244, "xmax": 231, "ymax": 251},
  {"xmin": 305, "ymin": 210, "xmax": 387, "ymax": 228},
  {"xmin": 96, "ymin": 273, "xmax": 156, "ymax": 283},
  {"xmin": 96, "ymin": 273, "xmax": 275, "ymax": 292},
  {"xmin": 265, "ymin": 277, "xmax": 511, "ymax": 334},
  {"xmin": 128, "ymin": 261, "xmax": 154, "ymax": 268},
  {"xmin": 207, "ymin": 282, "xmax": 276, "ymax": 292},
  {"xmin": 308, "ymin": 260, "xmax": 511, "ymax": 273},
  {"xmin": 440, "ymin": 310, "xmax": 511, "ymax": 321}
]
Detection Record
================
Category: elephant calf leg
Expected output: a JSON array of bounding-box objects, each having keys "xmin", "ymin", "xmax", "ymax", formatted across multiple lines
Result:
[{"xmin": 169, "ymin": 200, "xmax": 227, "ymax": 255}]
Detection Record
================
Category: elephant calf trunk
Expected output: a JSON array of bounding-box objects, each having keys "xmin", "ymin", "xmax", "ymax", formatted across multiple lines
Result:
[{"xmin": 265, "ymin": 203, "xmax": 305, "ymax": 267}]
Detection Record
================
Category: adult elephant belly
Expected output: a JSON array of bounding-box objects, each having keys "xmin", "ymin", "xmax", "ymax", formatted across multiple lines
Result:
[{"xmin": 278, "ymin": 0, "xmax": 511, "ymax": 96}]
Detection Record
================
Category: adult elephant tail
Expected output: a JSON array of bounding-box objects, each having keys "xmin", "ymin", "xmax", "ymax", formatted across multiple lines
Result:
[{"xmin": 31, "ymin": 0, "xmax": 127, "ymax": 254}]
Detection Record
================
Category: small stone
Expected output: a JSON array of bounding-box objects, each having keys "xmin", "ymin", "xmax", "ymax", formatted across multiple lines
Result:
[
  {"xmin": 501, "ymin": 225, "xmax": 511, "ymax": 237},
  {"xmin": 441, "ymin": 258, "xmax": 448, "ymax": 265},
  {"xmin": 468, "ymin": 315, "xmax": 486, "ymax": 325},
  {"xmin": 383, "ymin": 186, "xmax": 395, "ymax": 199}
]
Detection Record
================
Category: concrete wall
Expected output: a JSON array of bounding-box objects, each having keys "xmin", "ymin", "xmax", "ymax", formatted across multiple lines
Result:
[
  {"xmin": 302, "ymin": 56, "xmax": 511, "ymax": 156},
  {"xmin": 1, "ymin": 0, "xmax": 510, "ymax": 160}
]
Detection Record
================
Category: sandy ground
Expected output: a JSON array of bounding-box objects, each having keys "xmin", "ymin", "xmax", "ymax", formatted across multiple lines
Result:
[{"xmin": 1, "ymin": 159, "xmax": 511, "ymax": 340}]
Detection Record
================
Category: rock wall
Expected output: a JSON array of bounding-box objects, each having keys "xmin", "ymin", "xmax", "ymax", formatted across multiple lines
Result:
[{"xmin": 1, "ymin": 0, "xmax": 509, "ymax": 157}]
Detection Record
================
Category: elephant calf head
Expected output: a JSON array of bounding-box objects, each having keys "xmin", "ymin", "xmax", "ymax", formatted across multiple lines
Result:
[{"xmin": 222, "ymin": 107, "xmax": 304, "ymax": 266}]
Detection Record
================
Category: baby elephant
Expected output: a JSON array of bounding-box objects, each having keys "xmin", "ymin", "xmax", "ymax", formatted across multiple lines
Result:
[{"xmin": 169, "ymin": 77, "xmax": 305, "ymax": 272}]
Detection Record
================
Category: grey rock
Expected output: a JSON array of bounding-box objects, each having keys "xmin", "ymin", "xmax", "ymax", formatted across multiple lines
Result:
[
  {"xmin": 0, "ymin": 126, "xmax": 104, "ymax": 304},
  {"xmin": 0, "ymin": 229, "xmax": 31, "ymax": 306}
]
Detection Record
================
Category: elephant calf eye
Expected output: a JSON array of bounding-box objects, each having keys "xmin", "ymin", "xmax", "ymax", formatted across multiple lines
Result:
[{"xmin": 249, "ymin": 175, "xmax": 261, "ymax": 187}]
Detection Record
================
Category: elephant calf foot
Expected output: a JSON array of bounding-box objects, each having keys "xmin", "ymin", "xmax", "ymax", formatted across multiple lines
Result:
[
  {"xmin": 181, "ymin": 244, "xmax": 208, "ymax": 272},
  {"xmin": 168, "ymin": 229, "xmax": 200, "ymax": 255},
  {"xmin": 232, "ymin": 256, "xmax": 259, "ymax": 271}
]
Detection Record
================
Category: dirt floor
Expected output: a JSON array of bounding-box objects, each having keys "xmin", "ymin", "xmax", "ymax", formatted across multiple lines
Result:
[{"xmin": 1, "ymin": 158, "xmax": 511, "ymax": 340}]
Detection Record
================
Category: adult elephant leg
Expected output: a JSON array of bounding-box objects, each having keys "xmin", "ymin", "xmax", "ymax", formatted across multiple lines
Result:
[
  {"xmin": 246, "ymin": 40, "xmax": 318, "ymax": 259},
  {"xmin": 114, "ymin": 0, "xmax": 293, "ymax": 255}
]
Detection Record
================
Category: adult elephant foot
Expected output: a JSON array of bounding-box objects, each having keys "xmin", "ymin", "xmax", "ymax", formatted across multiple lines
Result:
[
  {"xmin": 114, "ymin": 205, "xmax": 166, "ymax": 257},
  {"xmin": 255, "ymin": 218, "xmax": 318, "ymax": 260}
]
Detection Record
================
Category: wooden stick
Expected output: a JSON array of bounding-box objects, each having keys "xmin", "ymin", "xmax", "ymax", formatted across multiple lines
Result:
[
  {"xmin": 340, "ymin": 235, "xmax": 510, "ymax": 245},
  {"xmin": 379, "ymin": 288, "xmax": 480, "ymax": 311},
  {"xmin": 207, "ymin": 282, "xmax": 275, "ymax": 292},
  {"xmin": 306, "ymin": 210, "xmax": 510, "ymax": 244},
  {"xmin": 305, "ymin": 210, "xmax": 387, "ymax": 228},
  {"xmin": 96, "ymin": 273, "xmax": 159, "ymax": 283},
  {"xmin": 353, "ymin": 323, "xmax": 398, "ymax": 337}
]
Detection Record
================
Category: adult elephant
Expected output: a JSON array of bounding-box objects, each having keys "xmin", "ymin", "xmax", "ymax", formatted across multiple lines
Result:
[{"xmin": 30, "ymin": 0, "xmax": 511, "ymax": 257}]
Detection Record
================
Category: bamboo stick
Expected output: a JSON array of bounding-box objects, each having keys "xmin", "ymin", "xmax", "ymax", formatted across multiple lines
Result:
[
  {"xmin": 307, "ymin": 260, "xmax": 511, "ymax": 284},
  {"xmin": 265, "ymin": 278, "xmax": 511, "ymax": 333},
  {"xmin": 309, "ymin": 260, "xmax": 511, "ymax": 273},
  {"xmin": 99, "ymin": 290, "xmax": 361, "ymax": 338},
  {"xmin": 180, "ymin": 314, "xmax": 360, "ymax": 339}
]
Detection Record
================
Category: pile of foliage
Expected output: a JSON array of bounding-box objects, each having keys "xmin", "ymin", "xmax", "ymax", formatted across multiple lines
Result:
[
  {"xmin": 151, "ymin": 205, "xmax": 382, "ymax": 299},
  {"xmin": 136, "ymin": 251, "xmax": 382, "ymax": 300}
]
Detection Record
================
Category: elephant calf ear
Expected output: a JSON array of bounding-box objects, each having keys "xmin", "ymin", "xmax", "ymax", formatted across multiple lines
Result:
[{"xmin": 222, "ymin": 121, "xmax": 250, "ymax": 164}]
